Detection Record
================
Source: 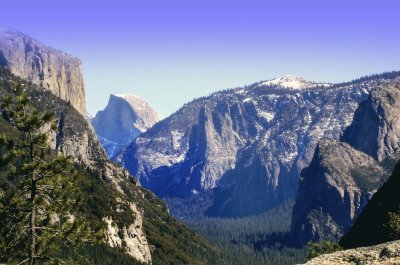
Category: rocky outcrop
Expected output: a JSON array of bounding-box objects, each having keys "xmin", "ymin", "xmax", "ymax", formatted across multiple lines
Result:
[
  {"xmin": 92, "ymin": 94, "xmax": 159, "ymax": 157},
  {"xmin": 0, "ymin": 27, "xmax": 86, "ymax": 115},
  {"xmin": 118, "ymin": 73, "xmax": 400, "ymax": 217},
  {"xmin": 104, "ymin": 203, "xmax": 151, "ymax": 263},
  {"xmin": 291, "ymin": 140, "xmax": 389, "ymax": 246},
  {"xmin": 342, "ymin": 79, "xmax": 400, "ymax": 161},
  {"xmin": 303, "ymin": 240, "xmax": 400, "ymax": 265},
  {"xmin": 291, "ymin": 81, "xmax": 400, "ymax": 246},
  {"xmin": 0, "ymin": 68, "xmax": 152, "ymax": 263}
]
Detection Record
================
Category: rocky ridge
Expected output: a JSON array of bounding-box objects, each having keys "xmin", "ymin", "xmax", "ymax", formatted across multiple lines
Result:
[
  {"xmin": 0, "ymin": 27, "xmax": 86, "ymax": 115},
  {"xmin": 291, "ymin": 80, "xmax": 400, "ymax": 246},
  {"xmin": 303, "ymin": 240, "xmax": 400, "ymax": 265},
  {"xmin": 342, "ymin": 78, "xmax": 400, "ymax": 161},
  {"xmin": 290, "ymin": 140, "xmax": 390, "ymax": 246},
  {"xmin": 118, "ymin": 72, "xmax": 400, "ymax": 218},
  {"xmin": 259, "ymin": 75, "xmax": 330, "ymax": 90}
]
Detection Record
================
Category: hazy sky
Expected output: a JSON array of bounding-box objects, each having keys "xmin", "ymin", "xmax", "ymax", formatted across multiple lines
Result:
[{"xmin": 2, "ymin": 0, "xmax": 400, "ymax": 117}]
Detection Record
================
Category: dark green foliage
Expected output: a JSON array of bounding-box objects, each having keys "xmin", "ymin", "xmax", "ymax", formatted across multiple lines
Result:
[
  {"xmin": 186, "ymin": 201, "xmax": 307, "ymax": 265},
  {"xmin": 387, "ymin": 212, "xmax": 400, "ymax": 239},
  {"xmin": 0, "ymin": 67, "xmax": 230, "ymax": 264},
  {"xmin": 69, "ymin": 167, "xmax": 136, "ymax": 238},
  {"xmin": 340, "ymin": 162, "xmax": 400, "ymax": 249},
  {"xmin": 61, "ymin": 244, "xmax": 145, "ymax": 265},
  {"xmin": 129, "ymin": 187, "xmax": 229, "ymax": 265},
  {"xmin": 307, "ymin": 241, "xmax": 342, "ymax": 260},
  {"xmin": 0, "ymin": 84, "xmax": 94, "ymax": 264}
]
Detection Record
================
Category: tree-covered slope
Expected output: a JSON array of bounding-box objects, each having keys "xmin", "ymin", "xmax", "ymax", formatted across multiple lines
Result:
[{"xmin": 0, "ymin": 67, "xmax": 227, "ymax": 264}]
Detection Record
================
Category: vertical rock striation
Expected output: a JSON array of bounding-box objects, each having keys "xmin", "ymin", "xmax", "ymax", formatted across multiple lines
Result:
[
  {"xmin": 290, "ymin": 140, "xmax": 389, "ymax": 246},
  {"xmin": 92, "ymin": 94, "xmax": 159, "ymax": 158},
  {"xmin": 291, "ymin": 81, "xmax": 400, "ymax": 246},
  {"xmin": 342, "ymin": 80, "xmax": 400, "ymax": 162},
  {"xmin": 0, "ymin": 27, "xmax": 86, "ymax": 115}
]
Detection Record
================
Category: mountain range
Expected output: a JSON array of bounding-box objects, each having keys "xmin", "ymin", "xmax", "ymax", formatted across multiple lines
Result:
[
  {"xmin": 2, "ymin": 26, "xmax": 400, "ymax": 264},
  {"xmin": 116, "ymin": 72, "xmax": 400, "ymax": 220},
  {"xmin": 0, "ymin": 28, "xmax": 228, "ymax": 265}
]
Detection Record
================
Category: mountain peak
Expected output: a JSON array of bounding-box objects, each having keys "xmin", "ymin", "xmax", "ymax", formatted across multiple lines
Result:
[
  {"xmin": 110, "ymin": 93, "xmax": 159, "ymax": 120},
  {"xmin": 92, "ymin": 93, "xmax": 160, "ymax": 157},
  {"xmin": 113, "ymin": 93, "xmax": 142, "ymax": 100},
  {"xmin": 260, "ymin": 75, "xmax": 330, "ymax": 90}
]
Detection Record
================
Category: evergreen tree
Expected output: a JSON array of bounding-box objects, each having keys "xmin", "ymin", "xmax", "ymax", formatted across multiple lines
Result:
[
  {"xmin": 0, "ymin": 84, "xmax": 93, "ymax": 264},
  {"xmin": 387, "ymin": 212, "xmax": 400, "ymax": 239}
]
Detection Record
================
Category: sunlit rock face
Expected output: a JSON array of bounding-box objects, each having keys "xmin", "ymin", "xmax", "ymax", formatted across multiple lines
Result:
[
  {"xmin": 92, "ymin": 94, "xmax": 160, "ymax": 158},
  {"xmin": 0, "ymin": 27, "xmax": 86, "ymax": 115}
]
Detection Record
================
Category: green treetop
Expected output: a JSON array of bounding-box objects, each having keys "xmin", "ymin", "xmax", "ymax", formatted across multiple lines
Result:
[{"xmin": 0, "ymin": 84, "xmax": 94, "ymax": 264}]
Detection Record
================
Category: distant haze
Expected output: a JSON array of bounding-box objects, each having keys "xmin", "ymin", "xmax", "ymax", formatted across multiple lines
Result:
[{"xmin": 2, "ymin": 0, "xmax": 399, "ymax": 118}]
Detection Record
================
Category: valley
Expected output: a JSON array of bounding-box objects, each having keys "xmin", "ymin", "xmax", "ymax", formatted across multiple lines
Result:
[{"xmin": 1, "ymin": 23, "xmax": 400, "ymax": 265}]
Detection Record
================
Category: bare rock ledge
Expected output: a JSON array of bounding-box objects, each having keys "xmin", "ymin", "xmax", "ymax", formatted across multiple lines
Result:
[{"xmin": 303, "ymin": 240, "xmax": 400, "ymax": 265}]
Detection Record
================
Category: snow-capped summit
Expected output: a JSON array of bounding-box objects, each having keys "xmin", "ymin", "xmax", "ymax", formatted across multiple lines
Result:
[
  {"xmin": 260, "ymin": 75, "xmax": 330, "ymax": 90},
  {"xmin": 91, "ymin": 93, "xmax": 160, "ymax": 158}
]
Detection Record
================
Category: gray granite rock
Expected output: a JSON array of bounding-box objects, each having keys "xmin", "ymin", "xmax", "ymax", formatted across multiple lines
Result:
[
  {"xmin": 302, "ymin": 240, "xmax": 400, "ymax": 265},
  {"xmin": 92, "ymin": 94, "xmax": 159, "ymax": 157},
  {"xmin": 0, "ymin": 27, "xmax": 86, "ymax": 115},
  {"xmin": 291, "ymin": 81, "xmax": 400, "ymax": 246},
  {"xmin": 117, "ymin": 74, "xmax": 400, "ymax": 217}
]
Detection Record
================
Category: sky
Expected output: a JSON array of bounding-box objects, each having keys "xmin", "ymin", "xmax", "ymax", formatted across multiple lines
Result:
[{"xmin": 2, "ymin": 0, "xmax": 400, "ymax": 118}]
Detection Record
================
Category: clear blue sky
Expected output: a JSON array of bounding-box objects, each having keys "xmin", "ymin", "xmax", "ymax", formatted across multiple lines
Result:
[{"xmin": 2, "ymin": 0, "xmax": 400, "ymax": 117}]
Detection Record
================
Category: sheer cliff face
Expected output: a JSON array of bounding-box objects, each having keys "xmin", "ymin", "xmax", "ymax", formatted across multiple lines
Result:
[
  {"xmin": 0, "ymin": 27, "xmax": 86, "ymax": 115},
  {"xmin": 118, "ymin": 74, "xmax": 400, "ymax": 217},
  {"xmin": 92, "ymin": 94, "xmax": 160, "ymax": 158},
  {"xmin": 342, "ymin": 79, "xmax": 400, "ymax": 162},
  {"xmin": 290, "ymin": 140, "xmax": 389, "ymax": 246},
  {"xmin": 291, "ymin": 81, "xmax": 400, "ymax": 246}
]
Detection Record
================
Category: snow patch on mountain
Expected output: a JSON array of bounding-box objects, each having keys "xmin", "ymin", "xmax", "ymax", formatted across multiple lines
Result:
[
  {"xmin": 118, "ymin": 72, "xmax": 400, "ymax": 217},
  {"xmin": 258, "ymin": 110, "xmax": 275, "ymax": 122},
  {"xmin": 260, "ymin": 75, "xmax": 331, "ymax": 90},
  {"xmin": 171, "ymin": 130, "xmax": 185, "ymax": 150}
]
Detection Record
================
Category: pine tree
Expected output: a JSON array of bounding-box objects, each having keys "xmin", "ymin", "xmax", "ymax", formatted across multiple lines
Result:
[{"xmin": 0, "ymin": 84, "xmax": 93, "ymax": 264}]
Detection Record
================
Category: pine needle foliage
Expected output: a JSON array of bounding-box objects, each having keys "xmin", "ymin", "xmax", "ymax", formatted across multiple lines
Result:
[{"xmin": 0, "ymin": 84, "xmax": 95, "ymax": 265}]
